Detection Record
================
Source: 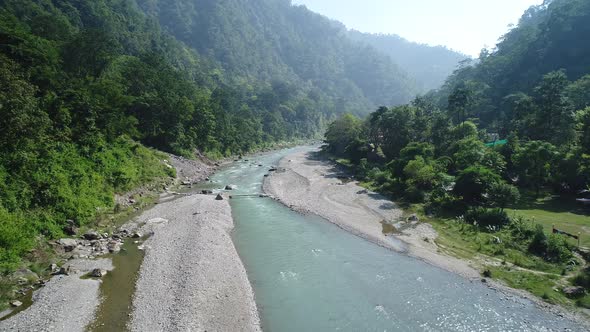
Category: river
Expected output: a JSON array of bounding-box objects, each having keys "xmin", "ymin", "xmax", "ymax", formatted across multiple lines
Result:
[{"xmin": 210, "ymin": 147, "xmax": 583, "ymax": 332}]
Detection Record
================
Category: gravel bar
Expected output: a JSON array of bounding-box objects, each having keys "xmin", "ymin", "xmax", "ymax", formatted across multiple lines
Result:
[{"xmin": 129, "ymin": 194, "xmax": 261, "ymax": 332}]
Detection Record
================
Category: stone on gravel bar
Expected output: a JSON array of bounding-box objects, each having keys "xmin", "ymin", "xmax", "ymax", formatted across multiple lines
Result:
[
  {"xmin": 90, "ymin": 269, "xmax": 107, "ymax": 278},
  {"xmin": 83, "ymin": 231, "xmax": 101, "ymax": 240},
  {"xmin": 10, "ymin": 300, "xmax": 23, "ymax": 307},
  {"xmin": 59, "ymin": 238, "xmax": 78, "ymax": 252}
]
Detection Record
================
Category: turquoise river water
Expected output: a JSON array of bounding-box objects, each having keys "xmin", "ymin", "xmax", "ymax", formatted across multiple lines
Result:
[{"xmin": 210, "ymin": 147, "xmax": 585, "ymax": 332}]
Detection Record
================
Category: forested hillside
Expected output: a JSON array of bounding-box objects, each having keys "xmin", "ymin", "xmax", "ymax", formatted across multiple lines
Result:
[
  {"xmin": 0, "ymin": 0, "xmax": 429, "ymax": 272},
  {"xmin": 137, "ymin": 0, "xmax": 419, "ymax": 110},
  {"xmin": 348, "ymin": 30, "xmax": 467, "ymax": 92},
  {"xmin": 325, "ymin": 0, "xmax": 590, "ymax": 308},
  {"xmin": 434, "ymin": 0, "xmax": 590, "ymax": 134}
]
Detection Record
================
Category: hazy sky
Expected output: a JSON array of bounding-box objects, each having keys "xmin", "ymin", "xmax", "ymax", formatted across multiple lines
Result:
[{"xmin": 291, "ymin": 0, "xmax": 544, "ymax": 57}]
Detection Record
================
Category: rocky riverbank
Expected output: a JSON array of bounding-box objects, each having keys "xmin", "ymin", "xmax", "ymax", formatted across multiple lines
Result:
[
  {"xmin": 0, "ymin": 259, "xmax": 113, "ymax": 332},
  {"xmin": 0, "ymin": 153, "xmax": 244, "ymax": 331}
]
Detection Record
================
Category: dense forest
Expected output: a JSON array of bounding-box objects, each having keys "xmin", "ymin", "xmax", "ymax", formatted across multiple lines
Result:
[
  {"xmin": 348, "ymin": 30, "xmax": 467, "ymax": 92},
  {"xmin": 325, "ymin": 0, "xmax": 590, "ymax": 307},
  {"xmin": 0, "ymin": 0, "xmax": 468, "ymax": 272}
]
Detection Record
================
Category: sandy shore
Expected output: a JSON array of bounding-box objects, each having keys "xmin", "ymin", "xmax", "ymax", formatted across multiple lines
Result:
[
  {"xmin": 263, "ymin": 148, "xmax": 479, "ymax": 279},
  {"xmin": 129, "ymin": 194, "xmax": 261, "ymax": 332},
  {"xmin": 0, "ymin": 259, "xmax": 113, "ymax": 332}
]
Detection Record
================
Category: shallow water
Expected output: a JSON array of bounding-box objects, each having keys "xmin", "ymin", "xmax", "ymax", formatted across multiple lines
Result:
[
  {"xmin": 88, "ymin": 239, "xmax": 144, "ymax": 332},
  {"xmin": 212, "ymin": 147, "xmax": 585, "ymax": 332}
]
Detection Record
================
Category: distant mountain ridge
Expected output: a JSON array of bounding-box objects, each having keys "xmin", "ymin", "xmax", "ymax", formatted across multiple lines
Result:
[
  {"xmin": 137, "ymin": 0, "xmax": 418, "ymax": 111},
  {"xmin": 348, "ymin": 30, "xmax": 469, "ymax": 92}
]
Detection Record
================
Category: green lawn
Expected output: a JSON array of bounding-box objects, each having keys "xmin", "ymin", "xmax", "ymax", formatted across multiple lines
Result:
[{"xmin": 505, "ymin": 193, "xmax": 590, "ymax": 247}]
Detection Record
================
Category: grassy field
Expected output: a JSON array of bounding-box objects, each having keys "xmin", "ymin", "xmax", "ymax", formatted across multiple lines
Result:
[
  {"xmin": 505, "ymin": 193, "xmax": 590, "ymax": 248},
  {"xmin": 429, "ymin": 216, "xmax": 590, "ymax": 307},
  {"xmin": 427, "ymin": 195, "xmax": 590, "ymax": 310}
]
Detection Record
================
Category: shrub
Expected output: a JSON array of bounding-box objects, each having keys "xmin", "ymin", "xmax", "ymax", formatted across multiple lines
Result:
[
  {"xmin": 464, "ymin": 207, "xmax": 510, "ymax": 228},
  {"xmin": 509, "ymin": 216, "xmax": 537, "ymax": 241},
  {"xmin": 572, "ymin": 268, "xmax": 590, "ymax": 289},
  {"xmin": 528, "ymin": 224, "xmax": 548, "ymax": 256},
  {"xmin": 453, "ymin": 166, "xmax": 501, "ymax": 205},
  {"xmin": 0, "ymin": 208, "xmax": 34, "ymax": 272},
  {"xmin": 545, "ymin": 234, "xmax": 573, "ymax": 263},
  {"xmin": 528, "ymin": 225, "xmax": 573, "ymax": 263},
  {"xmin": 427, "ymin": 188, "xmax": 465, "ymax": 213}
]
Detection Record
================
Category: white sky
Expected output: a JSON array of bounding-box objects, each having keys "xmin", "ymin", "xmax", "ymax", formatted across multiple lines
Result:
[{"xmin": 291, "ymin": 0, "xmax": 544, "ymax": 57}]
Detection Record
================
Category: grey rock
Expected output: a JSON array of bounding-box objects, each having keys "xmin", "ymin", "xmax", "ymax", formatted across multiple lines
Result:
[
  {"xmin": 64, "ymin": 224, "xmax": 79, "ymax": 236},
  {"xmin": 83, "ymin": 231, "xmax": 101, "ymax": 241},
  {"xmin": 59, "ymin": 238, "xmax": 78, "ymax": 252},
  {"xmin": 12, "ymin": 269, "xmax": 38, "ymax": 283},
  {"xmin": 407, "ymin": 214, "xmax": 420, "ymax": 222},
  {"xmin": 48, "ymin": 263, "xmax": 59, "ymax": 273},
  {"xmin": 225, "ymin": 185, "xmax": 236, "ymax": 190},
  {"xmin": 132, "ymin": 232, "xmax": 143, "ymax": 239},
  {"xmin": 90, "ymin": 269, "xmax": 107, "ymax": 278},
  {"xmin": 56, "ymin": 266, "xmax": 73, "ymax": 276},
  {"xmin": 216, "ymin": 194, "xmax": 224, "ymax": 201},
  {"xmin": 10, "ymin": 300, "xmax": 23, "ymax": 307},
  {"xmin": 107, "ymin": 241, "xmax": 122, "ymax": 253}
]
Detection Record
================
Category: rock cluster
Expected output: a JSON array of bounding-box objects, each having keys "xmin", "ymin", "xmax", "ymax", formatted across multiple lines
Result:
[{"xmin": 56, "ymin": 229, "xmax": 135, "ymax": 260}]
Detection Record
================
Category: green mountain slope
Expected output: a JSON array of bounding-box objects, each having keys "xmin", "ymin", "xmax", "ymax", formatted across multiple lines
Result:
[
  {"xmin": 435, "ymin": 0, "xmax": 590, "ymax": 131},
  {"xmin": 348, "ymin": 30, "xmax": 468, "ymax": 92},
  {"xmin": 137, "ymin": 0, "xmax": 419, "ymax": 109}
]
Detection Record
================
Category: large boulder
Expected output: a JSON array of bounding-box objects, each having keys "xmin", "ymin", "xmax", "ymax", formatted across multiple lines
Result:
[
  {"xmin": 107, "ymin": 241, "xmax": 122, "ymax": 253},
  {"xmin": 58, "ymin": 238, "xmax": 78, "ymax": 252},
  {"xmin": 10, "ymin": 300, "xmax": 23, "ymax": 307},
  {"xmin": 56, "ymin": 266, "xmax": 73, "ymax": 276},
  {"xmin": 225, "ymin": 185, "xmax": 237, "ymax": 190},
  {"xmin": 215, "ymin": 194, "xmax": 224, "ymax": 201},
  {"xmin": 563, "ymin": 286, "xmax": 585, "ymax": 298},
  {"xmin": 12, "ymin": 269, "xmax": 39, "ymax": 283},
  {"xmin": 83, "ymin": 230, "xmax": 101, "ymax": 240},
  {"xmin": 90, "ymin": 269, "xmax": 107, "ymax": 278},
  {"xmin": 64, "ymin": 220, "xmax": 79, "ymax": 236}
]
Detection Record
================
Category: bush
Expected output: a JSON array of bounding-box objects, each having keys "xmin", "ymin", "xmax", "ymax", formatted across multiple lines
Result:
[
  {"xmin": 572, "ymin": 268, "xmax": 590, "ymax": 289},
  {"xmin": 509, "ymin": 216, "xmax": 537, "ymax": 241},
  {"xmin": 0, "ymin": 208, "xmax": 34, "ymax": 272},
  {"xmin": 464, "ymin": 207, "xmax": 510, "ymax": 228},
  {"xmin": 545, "ymin": 234, "xmax": 573, "ymax": 263},
  {"xmin": 427, "ymin": 188, "xmax": 465, "ymax": 213},
  {"xmin": 528, "ymin": 224, "xmax": 548, "ymax": 256},
  {"xmin": 453, "ymin": 166, "xmax": 501, "ymax": 205},
  {"xmin": 528, "ymin": 224, "xmax": 573, "ymax": 263}
]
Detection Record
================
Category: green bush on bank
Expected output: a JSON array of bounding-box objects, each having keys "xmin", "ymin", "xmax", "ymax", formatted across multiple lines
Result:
[{"xmin": 0, "ymin": 137, "xmax": 172, "ymax": 273}]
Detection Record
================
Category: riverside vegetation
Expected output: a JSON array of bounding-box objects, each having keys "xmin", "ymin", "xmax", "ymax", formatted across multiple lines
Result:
[
  {"xmin": 0, "ymin": 0, "xmax": 465, "ymax": 309},
  {"xmin": 324, "ymin": 0, "xmax": 590, "ymax": 311}
]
